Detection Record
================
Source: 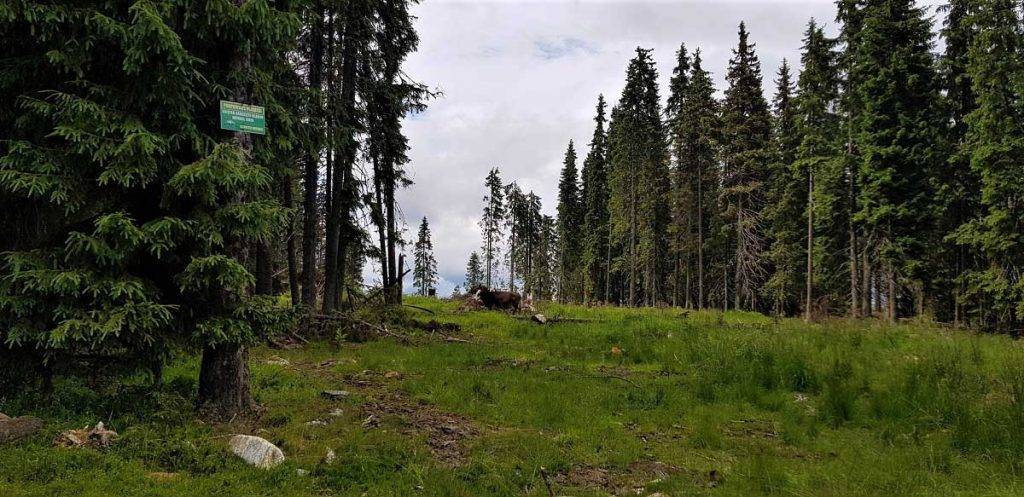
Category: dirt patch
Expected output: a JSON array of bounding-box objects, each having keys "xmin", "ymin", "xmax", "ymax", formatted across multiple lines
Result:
[
  {"xmin": 344, "ymin": 373, "xmax": 480, "ymax": 466},
  {"xmin": 553, "ymin": 465, "xmax": 612, "ymax": 488},
  {"xmin": 478, "ymin": 357, "xmax": 538, "ymax": 370},
  {"xmin": 723, "ymin": 419, "xmax": 778, "ymax": 439},
  {"xmin": 551, "ymin": 459, "xmax": 696, "ymax": 494}
]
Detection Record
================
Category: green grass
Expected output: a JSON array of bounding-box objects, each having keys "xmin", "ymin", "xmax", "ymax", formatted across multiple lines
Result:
[{"xmin": 4, "ymin": 298, "xmax": 1024, "ymax": 496}]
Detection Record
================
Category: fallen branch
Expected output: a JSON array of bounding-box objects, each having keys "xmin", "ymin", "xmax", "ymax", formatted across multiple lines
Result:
[{"xmin": 539, "ymin": 467, "xmax": 556, "ymax": 497}]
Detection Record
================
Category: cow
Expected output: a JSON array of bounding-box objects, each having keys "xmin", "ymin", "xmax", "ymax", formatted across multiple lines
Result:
[{"xmin": 467, "ymin": 285, "xmax": 522, "ymax": 312}]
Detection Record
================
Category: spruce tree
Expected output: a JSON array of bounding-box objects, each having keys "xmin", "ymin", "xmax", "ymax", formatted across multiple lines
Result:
[
  {"xmin": 793, "ymin": 22, "xmax": 842, "ymax": 319},
  {"xmin": 581, "ymin": 95, "xmax": 610, "ymax": 303},
  {"xmin": 666, "ymin": 44, "xmax": 694, "ymax": 307},
  {"xmin": 479, "ymin": 167, "xmax": 505, "ymax": 288},
  {"xmin": 954, "ymin": 0, "xmax": 1024, "ymax": 328},
  {"xmin": 413, "ymin": 217, "xmax": 437, "ymax": 296},
  {"xmin": 465, "ymin": 252, "xmax": 484, "ymax": 290},
  {"xmin": 851, "ymin": 0, "xmax": 945, "ymax": 321},
  {"xmin": 531, "ymin": 215, "xmax": 559, "ymax": 301},
  {"xmin": 506, "ymin": 182, "xmax": 539, "ymax": 293},
  {"xmin": 677, "ymin": 50, "xmax": 721, "ymax": 309},
  {"xmin": 607, "ymin": 48, "xmax": 671, "ymax": 306},
  {"xmin": 556, "ymin": 140, "xmax": 583, "ymax": 302},
  {"xmin": 720, "ymin": 23, "xmax": 773, "ymax": 311},
  {"xmin": 937, "ymin": 0, "xmax": 981, "ymax": 324},
  {"xmin": 0, "ymin": 0, "xmax": 298, "ymax": 413},
  {"xmin": 764, "ymin": 58, "xmax": 803, "ymax": 315}
]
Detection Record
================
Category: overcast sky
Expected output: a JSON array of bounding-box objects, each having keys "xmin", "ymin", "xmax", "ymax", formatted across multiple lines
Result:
[{"xmin": 381, "ymin": 0, "xmax": 945, "ymax": 295}]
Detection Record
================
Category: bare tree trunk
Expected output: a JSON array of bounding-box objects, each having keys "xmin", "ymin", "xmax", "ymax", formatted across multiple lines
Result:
[
  {"xmin": 861, "ymin": 249, "xmax": 871, "ymax": 317},
  {"xmin": 805, "ymin": 170, "xmax": 814, "ymax": 322},
  {"xmin": 598, "ymin": 227, "xmax": 606, "ymax": 303},
  {"xmin": 887, "ymin": 265, "xmax": 897, "ymax": 323},
  {"xmin": 255, "ymin": 241, "xmax": 273, "ymax": 295},
  {"xmin": 697, "ymin": 176, "xmax": 704, "ymax": 309},
  {"xmin": 848, "ymin": 187, "xmax": 859, "ymax": 318},
  {"xmin": 283, "ymin": 176, "xmax": 300, "ymax": 306},
  {"xmin": 734, "ymin": 198, "xmax": 743, "ymax": 311},
  {"xmin": 326, "ymin": 5, "xmax": 359, "ymax": 311},
  {"xmin": 197, "ymin": 343, "xmax": 253, "ymax": 417},
  {"xmin": 301, "ymin": 0, "xmax": 325, "ymax": 310}
]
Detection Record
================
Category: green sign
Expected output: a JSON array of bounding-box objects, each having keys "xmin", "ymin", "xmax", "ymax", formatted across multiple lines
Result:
[{"xmin": 220, "ymin": 100, "xmax": 266, "ymax": 135}]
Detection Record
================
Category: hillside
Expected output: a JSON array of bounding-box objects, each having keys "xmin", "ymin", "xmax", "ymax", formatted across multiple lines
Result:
[{"xmin": 3, "ymin": 298, "xmax": 1024, "ymax": 496}]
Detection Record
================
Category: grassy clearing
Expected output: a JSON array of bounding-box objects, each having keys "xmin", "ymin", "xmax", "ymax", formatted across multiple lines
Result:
[{"xmin": 4, "ymin": 297, "xmax": 1024, "ymax": 496}]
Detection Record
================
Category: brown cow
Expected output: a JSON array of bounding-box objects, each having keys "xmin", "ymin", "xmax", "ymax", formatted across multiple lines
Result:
[{"xmin": 468, "ymin": 285, "xmax": 522, "ymax": 312}]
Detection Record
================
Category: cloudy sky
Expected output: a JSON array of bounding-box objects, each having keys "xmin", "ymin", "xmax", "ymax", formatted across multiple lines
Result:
[{"xmin": 383, "ymin": 0, "xmax": 945, "ymax": 295}]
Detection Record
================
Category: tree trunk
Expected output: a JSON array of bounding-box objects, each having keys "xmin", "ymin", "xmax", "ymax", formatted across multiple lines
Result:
[
  {"xmin": 887, "ymin": 266, "xmax": 897, "ymax": 323},
  {"xmin": 861, "ymin": 249, "xmax": 871, "ymax": 317},
  {"xmin": 301, "ymin": 0, "xmax": 325, "ymax": 310},
  {"xmin": 284, "ymin": 175, "xmax": 300, "ymax": 306},
  {"xmin": 197, "ymin": 343, "xmax": 253, "ymax": 418},
  {"xmin": 805, "ymin": 170, "xmax": 814, "ymax": 322},
  {"xmin": 255, "ymin": 241, "xmax": 273, "ymax": 295},
  {"xmin": 848, "ymin": 189, "xmax": 859, "ymax": 319},
  {"xmin": 697, "ymin": 175, "xmax": 704, "ymax": 309},
  {"xmin": 734, "ymin": 198, "xmax": 743, "ymax": 311}
]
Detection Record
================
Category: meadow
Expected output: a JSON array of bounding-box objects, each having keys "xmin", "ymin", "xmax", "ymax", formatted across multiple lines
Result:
[{"xmin": 3, "ymin": 297, "xmax": 1024, "ymax": 496}]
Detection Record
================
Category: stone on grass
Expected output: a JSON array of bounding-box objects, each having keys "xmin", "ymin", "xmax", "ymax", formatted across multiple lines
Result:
[
  {"xmin": 531, "ymin": 314, "xmax": 547, "ymax": 324},
  {"xmin": 0, "ymin": 412, "xmax": 44, "ymax": 444},
  {"xmin": 228, "ymin": 434, "xmax": 285, "ymax": 469},
  {"xmin": 323, "ymin": 448, "xmax": 336, "ymax": 464},
  {"xmin": 320, "ymin": 390, "xmax": 351, "ymax": 400}
]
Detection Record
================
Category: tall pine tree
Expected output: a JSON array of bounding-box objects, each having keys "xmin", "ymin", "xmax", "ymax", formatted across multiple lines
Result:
[
  {"xmin": 954, "ymin": 0, "xmax": 1024, "ymax": 328},
  {"xmin": 479, "ymin": 167, "xmax": 505, "ymax": 288},
  {"xmin": 721, "ymin": 23, "xmax": 773, "ymax": 311},
  {"xmin": 413, "ymin": 217, "xmax": 437, "ymax": 296},
  {"xmin": 556, "ymin": 140, "xmax": 583, "ymax": 302},
  {"xmin": 851, "ymin": 0, "xmax": 945, "ymax": 321},
  {"xmin": 580, "ymin": 95, "xmax": 610, "ymax": 303},
  {"xmin": 607, "ymin": 48, "xmax": 670, "ymax": 306}
]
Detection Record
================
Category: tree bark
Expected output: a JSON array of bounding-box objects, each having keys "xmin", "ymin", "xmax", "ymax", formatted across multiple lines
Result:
[
  {"xmin": 255, "ymin": 241, "xmax": 273, "ymax": 295},
  {"xmin": 887, "ymin": 265, "xmax": 897, "ymax": 323},
  {"xmin": 805, "ymin": 169, "xmax": 814, "ymax": 322},
  {"xmin": 301, "ymin": 0, "xmax": 325, "ymax": 309},
  {"xmin": 861, "ymin": 249, "xmax": 871, "ymax": 317},
  {"xmin": 697, "ymin": 175, "xmax": 704, "ymax": 309},
  {"xmin": 197, "ymin": 343, "xmax": 253, "ymax": 418},
  {"xmin": 283, "ymin": 175, "xmax": 300, "ymax": 306}
]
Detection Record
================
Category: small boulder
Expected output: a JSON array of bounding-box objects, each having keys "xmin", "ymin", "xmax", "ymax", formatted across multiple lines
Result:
[
  {"xmin": 228, "ymin": 434, "xmax": 285, "ymax": 469},
  {"xmin": 532, "ymin": 314, "xmax": 547, "ymax": 324},
  {"xmin": 320, "ymin": 390, "xmax": 350, "ymax": 400},
  {"xmin": 0, "ymin": 412, "xmax": 44, "ymax": 444},
  {"xmin": 264, "ymin": 356, "xmax": 290, "ymax": 366},
  {"xmin": 328, "ymin": 408, "xmax": 344, "ymax": 417},
  {"xmin": 322, "ymin": 448, "xmax": 336, "ymax": 464}
]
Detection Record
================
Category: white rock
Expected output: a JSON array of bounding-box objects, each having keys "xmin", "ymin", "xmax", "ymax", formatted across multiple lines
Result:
[
  {"xmin": 323, "ymin": 448, "xmax": 336, "ymax": 464},
  {"xmin": 228, "ymin": 435, "xmax": 285, "ymax": 469},
  {"xmin": 328, "ymin": 408, "xmax": 344, "ymax": 417},
  {"xmin": 320, "ymin": 390, "xmax": 351, "ymax": 400}
]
